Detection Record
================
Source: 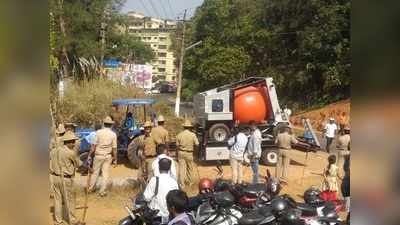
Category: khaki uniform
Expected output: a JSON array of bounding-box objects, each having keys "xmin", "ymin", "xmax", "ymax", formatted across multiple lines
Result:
[
  {"xmin": 49, "ymin": 135, "xmax": 64, "ymax": 198},
  {"xmin": 275, "ymin": 132, "xmax": 298, "ymax": 180},
  {"xmin": 89, "ymin": 128, "xmax": 117, "ymax": 194},
  {"xmin": 151, "ymin": 126, "xmax": 170, "ymax": 145},
  {"xmin": 143, "ymin": 135, "xmax": 157, "ymax": 179},
  {"xmin": 50, "ymin": 145, "xmax": 79, "ymax": 225},
  {"xmin": 336, "ymin": 134, "xmax": 350, "ymax": 171},
  {"xmin": 176, "ymin": 129, "xmax": 199, "ymax": 186}
]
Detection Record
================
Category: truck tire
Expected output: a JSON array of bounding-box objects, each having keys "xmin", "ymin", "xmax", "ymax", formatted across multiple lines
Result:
[
  {"xmin": 209, "ymin": 123, "xmax": 230, "ymax": 142},
  {"xmin": 127, "ymin": 139, "xmax": 141, "ymax": 169},
  {"xmin": 261, "ymin": 149, "xmax": 279, "ymax": 166}
]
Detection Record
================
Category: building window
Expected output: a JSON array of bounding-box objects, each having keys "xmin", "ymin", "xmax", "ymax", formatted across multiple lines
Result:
[
  {"xmin": 159, "ymin": 37, "xmax": 167, "ymax": 41},
  {"xmin": 158, "ymin": 45, "xmax": 167, "ymax": 49},
  {"xmin": 158, "ymin": 52, "xmax": 167, "ymax": 57},
  {"xmin": 159, "ymin": 60, "xmax": 166, "ymax": 65},
  {"xmin": 158, "ymin": 68, "xmax": 166, "ymax": 72},
  {"xmin": 154, "ymin": 37, "xmax": 158, "ymax": 39}
]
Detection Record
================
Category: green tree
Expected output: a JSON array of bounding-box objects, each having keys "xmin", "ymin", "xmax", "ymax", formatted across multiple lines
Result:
[
  {"xmin": 50, "ymin": 0, "xmax": 154, "ymax": 80},
  {"xmin": 182, "ymin": 0, "xmax": 350, "ymax": 109}
]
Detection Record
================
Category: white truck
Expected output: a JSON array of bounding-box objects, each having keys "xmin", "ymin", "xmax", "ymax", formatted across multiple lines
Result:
[{"xmin": 193, "ymin": 77, "xmax": 319, "ymax": 165}]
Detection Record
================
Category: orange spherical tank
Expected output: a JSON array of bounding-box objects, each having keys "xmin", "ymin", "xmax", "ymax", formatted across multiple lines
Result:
[{"xmin": 234, "ymin": 86, "xmax": 269, "ymax": 123}]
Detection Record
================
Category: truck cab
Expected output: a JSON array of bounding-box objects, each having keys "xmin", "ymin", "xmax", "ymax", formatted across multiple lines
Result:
[{"xmin": 193, "ymin": 77, "xmax": 290, "ymax": 165}]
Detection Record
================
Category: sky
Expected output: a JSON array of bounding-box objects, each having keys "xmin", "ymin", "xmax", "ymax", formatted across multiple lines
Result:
[{"xmin": 122, "ymin": 0, "xmax": 204, "ymax": 20}]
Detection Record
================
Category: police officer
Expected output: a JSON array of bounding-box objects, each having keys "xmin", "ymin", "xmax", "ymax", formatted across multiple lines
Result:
[
  {"xmin": 275, "ymin": 124, "xmax": 298, "ymax": 182},
  {"xmin": 50, "ymin": 124, "xmax": 66, "ymax": 151},
  {"xmin": 143, "ymin": 121, "xmax": 157, "ymax": 180},
  {"xmin": 151, "ymin": 115, "xmax": 170, "ymax": 147},
  {"xmin": 176, "ymin": 120, "xmax": 199, "ymax": 187},
  {"xmin": 88, "ymin": 116, "xmax": 117, "ymax": 197},
  {"xmin": 336, "ymin": 126, "xmax": 350, "ymax": 171},
  {"xmin": 50, "ymin": 131, "xmax": 81, "ymax": 225},
  {"xmin": 50, "ymin": 124, "xmax": 66, "ymax": 199},
  {"xmin": 65, "ymin": 122, "xmax": 81, "ymax": 154}
]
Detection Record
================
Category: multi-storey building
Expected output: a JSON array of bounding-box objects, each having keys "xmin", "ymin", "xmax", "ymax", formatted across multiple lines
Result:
[{"xmin": 126, "ymin": 11, "xmax": 177, "ymax": 83}]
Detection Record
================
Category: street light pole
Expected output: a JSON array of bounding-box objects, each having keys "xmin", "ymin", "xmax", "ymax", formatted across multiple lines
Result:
[{"xmin": 174, "ymin": 9, "xmax": 187, "ymax": 117}]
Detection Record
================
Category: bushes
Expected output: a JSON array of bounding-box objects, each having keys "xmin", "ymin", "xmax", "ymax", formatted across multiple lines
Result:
[
  {"xmin": 57, "ymin": 78, "xmax": 143, "ymax": 127},
  {"xmin": 56, "ymin": 78, "xmax": 184, "ymax": 135}
]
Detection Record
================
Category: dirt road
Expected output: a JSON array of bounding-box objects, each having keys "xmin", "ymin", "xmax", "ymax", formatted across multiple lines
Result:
[{"xmin": 49, "ymin": 149, "xmax": 346, "ymax": 225}]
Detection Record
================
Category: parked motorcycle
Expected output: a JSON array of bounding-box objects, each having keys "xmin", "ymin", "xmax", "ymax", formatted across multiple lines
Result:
[
  {"xmin": 194, "ymin": 191, "xmax": 243, "ymax": 225},
  {"xmin": 119, "ymin": 193, "xmax": 162, "ymax": 225},
  {"xmin": 238, "ymin": 195, "xmax": 344, "ymax": 225},
  {"xmin": 213, "ymin": 169, "xmax": 281, "ymax": 210}
]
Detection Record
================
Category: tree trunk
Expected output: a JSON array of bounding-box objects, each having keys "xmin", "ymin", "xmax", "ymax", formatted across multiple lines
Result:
[{"xmin": 57, "ymin": 0, "xmax": 69, "ymax": 78}]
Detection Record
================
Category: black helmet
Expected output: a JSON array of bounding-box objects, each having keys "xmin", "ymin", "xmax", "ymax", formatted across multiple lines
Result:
[
  {"xmin": 270, "ymin": 197, "xmax": 289, "ymax": 216},
  {"xmin": 304, "ymin": 187, "xmax": 324, "ymax": 206},
  {"xmin": 266, "ymin": 177, "xmax": 281, "ymax": 197},
  {"xmin": 281, "ymin": 209, "xmax": 303, "ymax": 225}
]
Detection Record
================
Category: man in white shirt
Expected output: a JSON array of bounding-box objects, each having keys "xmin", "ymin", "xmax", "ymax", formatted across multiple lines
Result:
[
  {"xmin": 324, "ymin": 118, "xmax": 338, "ymax": 153},
  {"xmin": 144, "ymin": 158, "xmax": 179, "ymax": 224},
  {"xmin": 227, "ymin": 125, "xmax": 248, "ymax": 184},
  {"xmin": 152, "ymin": 144, "xmax": 177, "ymax": 180},
  {"xmin": 247, "ymin": 120, "xmax": 262, "ymax": 183}
]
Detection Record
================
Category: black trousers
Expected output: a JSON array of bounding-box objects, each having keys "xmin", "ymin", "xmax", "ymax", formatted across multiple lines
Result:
[{"xmin": 326, "ymin": 137, "xmax": 334, "ymax": 153}]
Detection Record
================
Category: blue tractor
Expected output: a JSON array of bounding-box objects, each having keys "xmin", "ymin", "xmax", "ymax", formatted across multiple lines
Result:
[{"xmin": 76, "ymin": 98, "xmax": 157, "ymax": 164}]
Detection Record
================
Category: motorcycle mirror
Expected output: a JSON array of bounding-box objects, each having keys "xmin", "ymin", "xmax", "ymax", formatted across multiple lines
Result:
[{"xmin": 266, "ymin": 169, "xmax": 271, "ymax": 179}]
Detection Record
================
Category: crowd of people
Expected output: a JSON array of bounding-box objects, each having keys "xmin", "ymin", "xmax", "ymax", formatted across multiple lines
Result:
[{"xmin": 49, "ymin": 114, "xmax": 351, "ymax": 225}]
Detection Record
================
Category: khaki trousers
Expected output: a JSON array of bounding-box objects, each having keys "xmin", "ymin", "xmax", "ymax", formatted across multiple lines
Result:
[
  {"xmin": 276, "ymin": 149, "xmax": 291, "ymax": 180},
  {"xmin": 51, "ymin": 175, "xmax": 76, "ymax": 225},
  {"xmin": 145, "ymin": 157, "xmax": 155, "ymax": 179},
  {"xmin": 178, "ymin": 151, "xmax": 198, "ymax": 187},
  {"xmin": 89, "ymin": 154, "xmax": 112, "ymax": 194},
  {"xmin": 230, "ymin": 157, "xmax": 243, "ymax": 184}
]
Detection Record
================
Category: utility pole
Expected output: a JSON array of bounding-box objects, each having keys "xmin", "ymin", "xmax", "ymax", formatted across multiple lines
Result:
[
  {"xmin": 100, "ymin": 7, "xmax": 110, "ymax": 68},
  {"xmin": 175, "ymin": 9, "xmax": 187, "ymax": 117}
]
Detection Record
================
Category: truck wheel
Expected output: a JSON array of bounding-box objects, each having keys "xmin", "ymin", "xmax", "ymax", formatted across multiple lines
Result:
[
  {"xmin": 261, "ymin": 149, "xmax": 279, "ymax": 166},
  {"xmin": 209, "ymin": 123, "xmax": 230, "ymax": 142},
  {"xmin": 127, "ymin": 139, "xmax": 140, "ymax": 169}
]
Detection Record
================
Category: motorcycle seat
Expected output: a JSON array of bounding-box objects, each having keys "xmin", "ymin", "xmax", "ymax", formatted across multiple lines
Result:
[
  {"xmin": 243, "ymin": 183, "xmax": 266, "ymax": 197},
  {"xmin": 257, "ymin": 205, "xmax": 273, "ymax": 217},
  {"xmin": 238, "ymin": 211, "xmax": 265, "ymax": 225},
  {"xmin": 296, "ymin": 203, "xmax": 318, "ymax": 217}
]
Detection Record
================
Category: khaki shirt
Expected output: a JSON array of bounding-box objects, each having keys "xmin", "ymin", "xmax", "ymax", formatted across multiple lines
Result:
[
  {"xmin": 144, "ymin": 135, "xmax": 157, "ymax": 157},
  {"xmin": 151, "ymin": 126, "xmax": 170, "ymax": 145},
  {"xmin": 94, "ymin": 128, "xmax": 117, "ymax": 156},
  {"xmin": 176, "ymin": 129, "xmax": 199, "ymax": 152},
  {"xmin": 337, "ymin": 134, "xmax": 350, "ymax": 150},
  {"xmin": 275, "ymin": 132, "xmax": 298, "ymax": 149},
  {"xmin": 50, "ymin": 145, "xmax": 79, "ymax": 177}
]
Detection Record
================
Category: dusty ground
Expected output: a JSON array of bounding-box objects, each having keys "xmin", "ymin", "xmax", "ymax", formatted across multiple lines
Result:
[{"xmin": 49, "ymin": 149, "xmax": 347, "ymax": 225}]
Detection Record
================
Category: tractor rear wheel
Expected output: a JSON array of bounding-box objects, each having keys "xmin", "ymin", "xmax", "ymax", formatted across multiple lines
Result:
[{"xmin": 127, "ymin": 138, "xmax": 141, "ymax": 169}]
